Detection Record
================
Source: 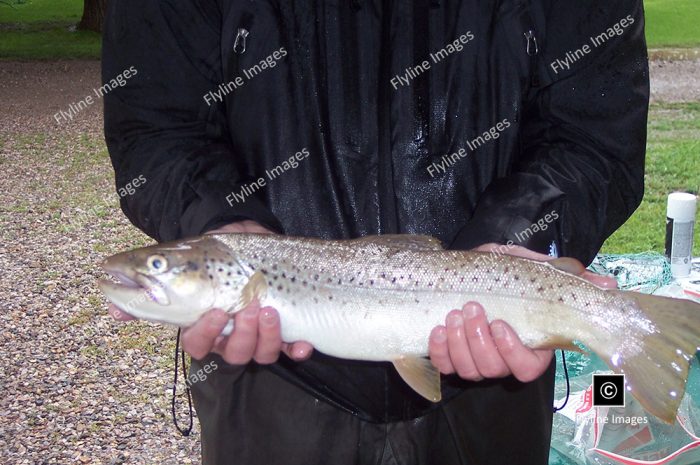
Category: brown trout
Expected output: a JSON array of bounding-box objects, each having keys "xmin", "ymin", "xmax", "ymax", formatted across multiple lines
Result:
[{"xmin": 98, "ymin": 233, "xmax": 700, "ymax": 423}]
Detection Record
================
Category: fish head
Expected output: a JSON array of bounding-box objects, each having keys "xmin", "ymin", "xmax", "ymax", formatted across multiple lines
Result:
[{"xmin": 98, "ymin": 236, "xmax": 248, "ymax": 326}]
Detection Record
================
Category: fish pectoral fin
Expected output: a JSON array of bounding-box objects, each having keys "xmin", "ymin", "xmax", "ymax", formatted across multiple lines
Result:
[
  {"xmin": 532, "ymin": 335, "xmax": 586, "ymax": 353},
  {"xmin": 392, "ymin": 357, "xmax": 442, "ymax": 402},
  {"xmin": 546, "ymin": 257, "xmax": 586, "ymax": 275},
  {"xmin": 352, "ymin": 235, "xmax": 444, "ymax": 250},
  {"xmin": 236, "ymin": 271, "xmax": 268, "ymax": 310}
]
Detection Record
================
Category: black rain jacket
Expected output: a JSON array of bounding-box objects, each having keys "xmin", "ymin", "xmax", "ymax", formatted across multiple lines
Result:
[{"xmin": 103, "ymin": 0, "xmax": 648, "ymax": 425}]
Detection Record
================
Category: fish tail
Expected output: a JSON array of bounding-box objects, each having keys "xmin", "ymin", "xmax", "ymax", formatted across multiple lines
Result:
[{"xmin": 604, "ymin": 291, "xmax": 700, "ymax": 423}]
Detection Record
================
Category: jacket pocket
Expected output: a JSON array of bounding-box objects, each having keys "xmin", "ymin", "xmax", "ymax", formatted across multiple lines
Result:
[{"xmin": 495, "ymin": 0, "xmax": 545, "ymax": 97}]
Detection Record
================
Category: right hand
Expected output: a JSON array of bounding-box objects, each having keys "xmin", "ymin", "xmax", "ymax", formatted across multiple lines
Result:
[{"xmin": 108, "ymin": 219, "xmax": 314, "ymax": 365}]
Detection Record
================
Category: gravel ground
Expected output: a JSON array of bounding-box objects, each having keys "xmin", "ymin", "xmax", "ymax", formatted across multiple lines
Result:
[
  {"xmin": 0, "ymin": 61, "xmax": 200, "ymax": 465},
  {"xmin": 0, "ymin": 54, "xmax": 698, "ymax": 465}
]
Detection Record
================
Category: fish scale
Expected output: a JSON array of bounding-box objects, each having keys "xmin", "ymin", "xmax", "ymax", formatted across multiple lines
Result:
[{"xmin": 99, "ymin": 232, "xmax": 700, "ymax": 423}]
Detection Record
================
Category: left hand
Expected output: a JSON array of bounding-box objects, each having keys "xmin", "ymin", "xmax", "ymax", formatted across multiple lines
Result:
[{"xmin": 428, "ymin": 243, "xmax": 617, "ymax": 383}]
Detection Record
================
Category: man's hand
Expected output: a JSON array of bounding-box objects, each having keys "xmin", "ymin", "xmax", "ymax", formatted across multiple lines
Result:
[
  {"xmin": 428, "ymin": 243, "xmax": 617, "ymax": 383},
  {"xmin": 108, "ymin": 220, "xmax": 313, "ymax": 365}
]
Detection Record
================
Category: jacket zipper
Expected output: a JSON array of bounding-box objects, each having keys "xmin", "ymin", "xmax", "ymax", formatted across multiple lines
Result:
[{"xmin": 524, "ymin": 29, "xmax": 540, "ymax": 87}]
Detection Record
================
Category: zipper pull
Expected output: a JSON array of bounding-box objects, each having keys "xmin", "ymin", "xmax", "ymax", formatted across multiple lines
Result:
[
  {"xmin": 524, "ymin": 29, "xmax": 540, "ymax": 87},
  {"xmin": 233, "ymin": 28, "xmax": 249, "ymax": 54}
]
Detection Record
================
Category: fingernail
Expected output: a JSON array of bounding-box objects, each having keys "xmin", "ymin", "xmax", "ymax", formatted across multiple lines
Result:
[
  {"xmin": 294, "ymin": 347, "xmax": 308, "ymax": 359},
  {"xmin": 433, "ymin": 327, "xmax": 447, "ymax": 343},
  {"xmin": 491, "ymin": 323, "xmax": 506, "ymax": 339},
  {"xmin": 261, "ymin": 309, "xmax": 277, "ymax": 326},
  {"xmin": 447, "ymin": 312, "xmax": 463, "ymax": 327},
  {"xmin": 463, "ymin": 303, "xmax": 482, "ymax": 319},
  {"xmin": 244, "ymin": 305, "xmax": 259, "ymax": 317}
]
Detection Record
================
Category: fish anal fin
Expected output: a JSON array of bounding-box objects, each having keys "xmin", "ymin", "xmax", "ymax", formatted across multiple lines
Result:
[
  {"xmin": 236, "ymin": 271, "xmax": 268, "ymax": 311},
  {"xmin": 352, "ymin": 235, "xmax": 444, "ymax": 250},
  {"xmin": 547, "ymin": 257, "xmax": 586, "ymax": 275},
  {"xmin": 532, "ymin": 336, "xmax": 586, "ymax": 353},
  {"xmin": 392, "ymin": 357, "xmax": 442, "ymax": 402}
]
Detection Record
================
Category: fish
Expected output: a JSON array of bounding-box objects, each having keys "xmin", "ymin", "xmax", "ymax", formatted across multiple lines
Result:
[{"xmin": 98, "ymin": 233, "xmax": 700, "ymax": 423}]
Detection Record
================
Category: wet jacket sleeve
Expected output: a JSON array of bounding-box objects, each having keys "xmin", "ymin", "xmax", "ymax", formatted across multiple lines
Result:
[
  {"xmin": 451, "ymin": 0, "xmax": 649, "ymax": 264},
  {"xmin": 102, "ymin": 0, "xmax": 282, "ymax": 242}
]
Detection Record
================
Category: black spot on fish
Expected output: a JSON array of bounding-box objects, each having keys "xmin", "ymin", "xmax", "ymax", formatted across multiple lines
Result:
[
  {"xmin": 472, "ymin": 277, "xmax": 478, "ymax": 282},
  {"xmin": 206, "ymin": 265, "xmax": 211, "ymax": 270},
  {"xmin": 514, "ymin": 275, "xmax": 520, "ymax": 281},
  {"xmin": 537, "ymin": 286, "xmax": 544, "ymax": 292},
  {"xmin": 370, "ymin": 280, "xmax": 374, "ymax": 285},
  {"xmin": 504, "ymin": 266, "xmax": 510, "ymax": 273},
  {"xmin": 302, "ymin": 281, "xmax": 308, "ymax": 286},
  {"xmin": 291, "ymin": 277, "xmax": 296, "ymax": 283},
  {"xmin": 530, "ymin": 277, "xmax": 537, "ymax": 283},
  {"xmin": 208, "ymin": 274, "xmax": 214, "ymax": 280},
  {"xmin": 495, "ymin": 277, "xmax": 501, "ymax": 282},
  {"xmin": 187, "ymin": 261, "xmax": 199, "ymax": 271},
  {"xmin": 268, "ymin": 281, "xmax": 273, "ymax": 286},
  {"xmin": 218, "ymin": 268, "xmax": 224, "ymax": 273},
  {"xmin": 558, "ymin": 297, "xmax": 565, "ymax": 303},
  {"xmin": 313, "ymin": 274, "xmax": 319, "ymax": 281},
  {"xmin": 228, "ymin": 262, "xmax": 234, "ymax": 267},
  {"xmin": 391, "ymin": 277, "xmax": 396, "ymax": 283},
  {"xmin": 225, "ymin": 281, "xmax": 230, "ymax": 286},
  {"xmin": 272, "ymin": 265, "xmax": 278, "ymax": 271},
  {"xmin": 261, "ymin": 269, "xmax": 268, "ymax": 275},
  {"xmin": 277, "ymin": 285, "xmax": 283, "ymax": 291},
  {"xmin": 328, "ymin": 295, "xmax": 333, "ymax": 300}
]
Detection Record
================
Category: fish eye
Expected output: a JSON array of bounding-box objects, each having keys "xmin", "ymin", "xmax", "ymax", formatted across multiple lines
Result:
[{"xmin": 147, "ymin": 255, "xmax": 168, "ymax": 273}]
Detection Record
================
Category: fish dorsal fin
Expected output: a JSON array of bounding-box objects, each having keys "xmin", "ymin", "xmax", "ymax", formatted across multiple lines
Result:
[
  {"xmin": 352, "ymin": 235, "xmax": 444, "ymax": 250},
  {"xmin": 392, "ymin": 357, "xmax": 442, "ymax": 402},
  {"xmin": 235, "ymin": 271, "xmax": 268, "ymax": 311}
]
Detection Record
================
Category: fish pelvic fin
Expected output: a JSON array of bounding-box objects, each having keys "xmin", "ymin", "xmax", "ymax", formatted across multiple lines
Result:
[
  {"xmin": 606, "ymin": 290, "xmax": 700, "ymax": 424},
  {"xmin": 392, "ymin": 357, "xmax": 442, "ymax": 402},
  {"xmin": 235, "ymin": 271, "xmax": 268, "ymax": 311},
  {"xmin": 532, "ymin": 335, "xmax": 586, "ymax": 353}
]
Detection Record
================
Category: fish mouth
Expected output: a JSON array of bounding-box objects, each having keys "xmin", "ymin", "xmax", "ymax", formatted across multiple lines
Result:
[{"xmin": 99, "ymin": 262, "xmax": 170, "ymax": 308}]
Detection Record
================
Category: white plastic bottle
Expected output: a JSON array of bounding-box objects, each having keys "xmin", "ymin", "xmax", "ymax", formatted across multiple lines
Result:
[{"xmin": 665, "ymin": 192, "xmax": 697, "ymax": 278}]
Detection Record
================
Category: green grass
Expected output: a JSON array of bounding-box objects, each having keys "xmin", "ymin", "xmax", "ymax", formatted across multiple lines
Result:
[
  {"xmin": 601, "ymin": 102, "xmax": 700, "ymax": 255},
  {"xmin": 645, "ymin": 0, "xmax": 700, "ymax": 48},
  {"xmin": 0, "ymin": 0, "xmax": 100, "ymax": 59},
  {"xmin": 0, "ymin": 0, "xmax": 83, "ymax": 23}
]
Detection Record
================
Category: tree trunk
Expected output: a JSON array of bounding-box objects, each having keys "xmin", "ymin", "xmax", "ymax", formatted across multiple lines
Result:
[{"xmin": 78, "ymin": 0, "xmax": 107, "ymax": 33}]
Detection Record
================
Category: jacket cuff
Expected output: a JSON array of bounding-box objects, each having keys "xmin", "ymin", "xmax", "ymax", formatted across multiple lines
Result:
[
  {"xmin": 448, "ymin": 175, "xmax": 562, "ymax": 255},
  {"xmin": 179, "ymin": 180, "xmax": 284, "ymax": 238}
]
